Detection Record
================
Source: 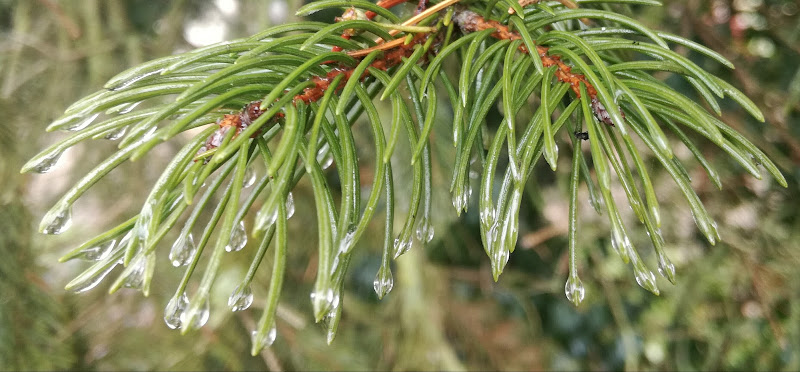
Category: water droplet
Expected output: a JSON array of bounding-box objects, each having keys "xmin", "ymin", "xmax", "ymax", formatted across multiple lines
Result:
[
  {"xmin": 338, "ymin": 227, "xmax": 357, "ymax": 254},
  {"xmin": 451, "ymin": 187, "xmax": 470, "ymax": 213},
  {"xmin": 634, "ymin": 266, "xmax": 660, "ymax": 295},
  {"xmin": 164, "ymin": 293, "xmax": 189, "ymax": 329},
  {"xmin": 122, "ymin": 256, "xmax": 146, "ymax": 290},
  {"xmin": 242, "ymin": 166, "xmax": 256, "ymax": 188},
  {"xmin": 70, "ymin": 261, "xmax": 119, "ymax": 293},
  {"xmin": 564, "ymin": 275, "xmax": 586, "ymax": 306},
  {"xmin": 76, "ymin": 239, "xmax": 116, "ymax": 261},
  {"xmin": 373, "ymin": 268, "xmax": 394, "ymax": 299},
  {"xmin": 251, "ymin": 326, "xmax": 277, "ymax": 350},
  {"xmin": 490, "ymin": 247, "xmax": 510, "ymax": 280},
  {"xmin": 484, "ymin": 223, "xmax": 499, "ymax": 251},
  {"xmin": 480, "ymin": 207, "xmax": 496, "ymax": 228},
  {"xmin": 226, "ymin": 221, "xmax": 248, "ymax": 252},
  {"xmin": 228, "ymin": 284, "xmax": 254, "ymax": 312},
  {"xmin": 657, "ymin": 254, "xmax": 676, "ymax": 284},
  {"xmin": 414, "ymin": 217, "xmax": 434, "ymax": 243},
  {"xmin": 317, "ymin": 147, "xmax": 334, "ymax": 170},
  {"xmin": 310, "ymin": 288, "xmax": 340, "ymax": 317},
  {"xmin": 104, "ymin": 125, "xmax": 129, "ymax": 140},
  {"xmin": 110, "ymin": 69, "xmax": 165, "ymax": 91},
  {"xmin": 285, "ymin": 192, "xmax": 295, "ymax": 219},
  {"xmin": 29, "ymin": 150, "xmax": 65, "ymax": 174},
  {"xmin": 610, "ymin": 226, "xmax": 632, "ymax": 263},
  {"xmin": 65, "ymin": 113, "xmax": 99, "ymax": 132},
  {"xmin": 323, "ymin": 307, "xmax": 341, "ymax": 345},
  {"xmin": 180, "ymin": 297, "xmax": 210, "ymax": 329},
  {"xmin": 393, "ymin": 236, "xmax": 412, "ymax": 258},
  {"xmin": 169, "ymin": 233, "xmax": 196, "ymax": 267},
  {"xmin": 136, "ymin": 200, "xmax": 156, "ymax": 243},
  {"xmin": 41, "ymin": 203, "xmax": 73, "ymax": 235},
  {"xmin": 117, "ymin": 101, "xmax": 142, "ymax": 114},
  {"xmin": 255, "ymin": 207, "xmax": 278, "ymax": 231}
]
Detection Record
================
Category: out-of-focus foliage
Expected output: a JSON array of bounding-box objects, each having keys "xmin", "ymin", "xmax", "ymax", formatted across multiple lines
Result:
[{"xmin": 2, "ymin": 0, "xmax": 798, "ymax": 370}]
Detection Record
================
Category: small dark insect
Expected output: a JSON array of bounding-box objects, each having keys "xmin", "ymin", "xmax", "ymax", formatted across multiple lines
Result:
[
  {"xmin": 574, "ymin": 131, "xmax": 589, "ymax": 140},
  {"xmin": 632, "ymin": 41, "xmax": 640, "ymax": 45}
]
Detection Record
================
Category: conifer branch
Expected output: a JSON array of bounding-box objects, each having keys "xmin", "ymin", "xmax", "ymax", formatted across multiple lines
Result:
[{"xmin": 22, "ymin": 0, "xmax": 787, "ymax": 354}]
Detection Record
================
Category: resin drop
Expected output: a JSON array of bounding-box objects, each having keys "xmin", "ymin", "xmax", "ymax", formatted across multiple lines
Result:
[{"xmin": 228, "ymin": 284, "xmax": 254, "ymax": 312}]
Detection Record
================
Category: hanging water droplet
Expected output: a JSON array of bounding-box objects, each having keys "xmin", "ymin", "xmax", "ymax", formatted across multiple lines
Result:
[
  {"xmin": 634, "ymin": 266, "xmax": 660, "ymax": 295},
  {"xmin": 484, "ymin": 223, "xmax": 499, "ymax": 251},
  {"xmin": 490, "ymin": 247, "xmax": 510, "ymax": 280},
  {"xmin": 110, "ymin": 69, "xmax": 165, "ymax": 91},
  {"xmin": 104, "ymin": 125, "xmax": 129, "ymax": 141},
  {"xmin": 226, "ymin": 221, "xmax": 248, "ymax": 252},
  {"xmin": 373, "ymin": 267, "xmax": 394, "ymax": 299},
  {"xmin": 393, "ymin": 236, "xmax": 412, "ymax": 258},
  {"xmin": 29, "ymin": 150, "xmax": 66, "ymax": 174},
  {"xmin": 136, "ymin": 200, "xmax": 156, "ymax": 243},
  {"xmin": 323, "ymin": 308, "xmax": 341, "ymax": 345},
  {"xmin": 338, "ymin": 226, "xmax": 357, "ymax": 254},
  {"xmin": 610, "ymin": 226, "xmax": 632, "ymax": 263},
  {"xmin": 451, "ymin": 187, "xmax": 470, "ymax": 213},
  {"xmin": 414, "ymin": 217, "xmax": 434, "ymax": 243},
  {"xmin": 317, "ymin": 147, "xmax": 334, "ymax": 170},
  {"xmin": 65, "ymin": 113, "xmax": 100, "ymax": 132},
  {"xmin": 169, "ymin": 233, "xmax": 196, "ymax": 267},
  {"xmin": 70, "ymin": 261, "xmax": 119, "ymax": 293},
  {"xmin": 251, "ymin": 326, "xmax": 277, "ymax": 350},
  {"xmin": 164, "ymin": 292, "xmax": 189, "ymax": 330},
  {"xmin": 228, "ymin": 284, "xmax": 254, "ymax": 312},
  {"xmin": 310, "ymin": 288, "xmax": 340, "ymax": 318},
  {"xmin": 117, "ymin": 101, "xmax": 142, "ymax": 115},
  {"xmin": 285, "ymin": 192, "xmax": 295, "ymax": 219},
  {"xmin": 76, "ymin": 239, "xmax": 116, "ymax": 261},
  {"xmin": 564, "ymin": 275, "xmax": 586, "ymax": 306},
  {"xmin": 657, "ymin": 254, "xmax": 676, "ymax": 284},
  {"xmin": 122, "ymin": 256, "xmax": 146, "ymax": 290},
  {"xmin": 242, "ymin": 166, "xmax": 256, "ymax": 188},
  {"xmin": 480, "ymin": 206, "xmax": 496, "ymax": 228},
  {"xmin": 180, "ymin": 298, "xmax": 210, "ymax": 330},
  {"xmin": 41, "ymin": 203, "xmax": 73, "ymax": 235},
  {"xmin": 255, "ymin": 207, "xmax": 278, "ymax": 231}
]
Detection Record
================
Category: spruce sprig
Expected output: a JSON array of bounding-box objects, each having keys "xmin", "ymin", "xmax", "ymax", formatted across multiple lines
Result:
[{"xmin": 23, "ymin": 0, "xmax": 786, "ymax": 354}]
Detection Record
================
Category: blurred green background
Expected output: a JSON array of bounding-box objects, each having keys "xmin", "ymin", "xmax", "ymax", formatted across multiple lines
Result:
[{"xmin": 1, "ymin": 0, "xmax": 799, "ymax": 370}]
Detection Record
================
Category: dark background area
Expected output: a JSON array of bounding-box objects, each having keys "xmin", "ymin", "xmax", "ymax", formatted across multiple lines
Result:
[{"xmin": 1, "ymin": 0, "xmax": 798, "ymax": 370}]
